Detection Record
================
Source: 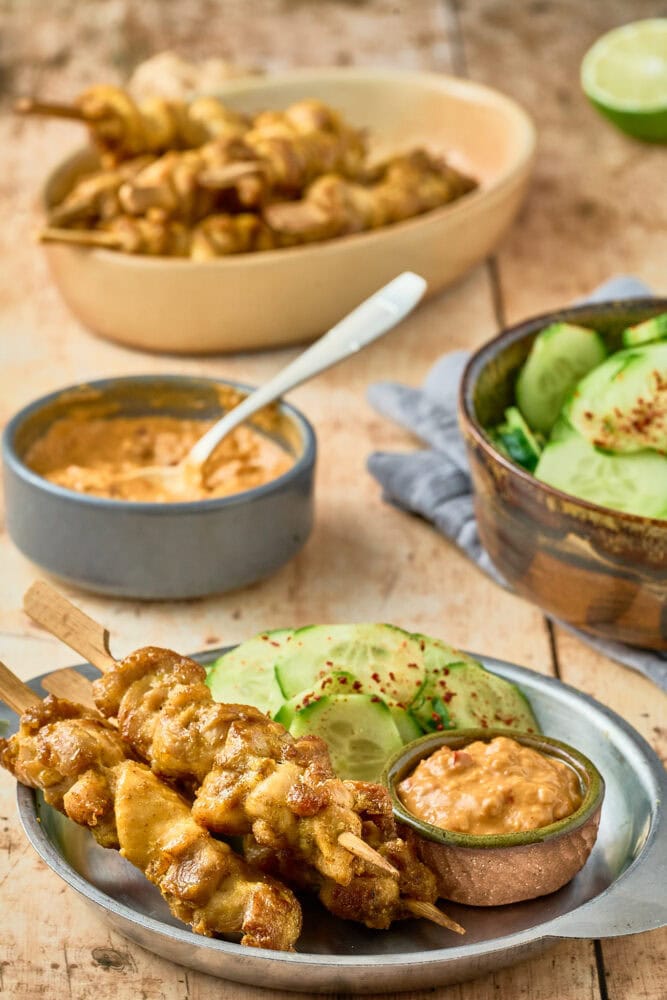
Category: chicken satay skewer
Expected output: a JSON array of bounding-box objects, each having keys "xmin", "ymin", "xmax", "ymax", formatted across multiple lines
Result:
[
  {"xmin": 40, "ymin": 661, "xmax": 464, "ymax": 935},
  {"xmin": 39, "ymin": 227, "xmax": 125, "ymax": 250},
  {"xmin": 15, "ymin": 97, "xmax": 91, "ymax": 123},
  {"xmin": 0, "ymin": 661, "xmax": 302, "ymax": 951},
  {"xmin": 16, "ymin": 87, "xmax": 250, "ymax": 164},
  {"xmin": 25, "ymin": 580, "xmax": 398, "ymax": 879},
  {"xmin": 39, "ymin": 668, "xmax": 401, "ymax": 879},
  {"xmin": 25, "ymin": 584, "xmax": 465, "ymax": 936}
]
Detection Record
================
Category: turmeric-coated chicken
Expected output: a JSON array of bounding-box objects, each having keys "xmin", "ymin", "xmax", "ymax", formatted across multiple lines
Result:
[
  {"xmin": 244, "ymin": 780, "xmax": 439, "ymax": 930},
  {"xmin": 74, "ymin": 87, "xmax": 248, "ymax": 163},
  {"xmin": 116, "ymin": 99, "xmax": 366, "ymax": 219},
  {"xmin": 265, "ymin": 149, "xmax": 477, "ymax": 242},
  {"xmin": 92, "ymin": 647, "xmax": 369, "ymax": 886},
  {"xmin": 88, "ymin": 646, "xmax": 461, "ymax": 935},
  {"xmin": 0, "ymin": 695, "xmax": 302, "ymax": 951},
  {"xmin": 200, "ymin": 98, "xmax": 367, "ymax": 205}
]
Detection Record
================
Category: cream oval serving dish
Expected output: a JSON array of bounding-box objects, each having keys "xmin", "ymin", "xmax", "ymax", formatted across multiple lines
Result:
[{"xmin": 42, "ymin": 68, "xmax": 536, "ymax": 354}]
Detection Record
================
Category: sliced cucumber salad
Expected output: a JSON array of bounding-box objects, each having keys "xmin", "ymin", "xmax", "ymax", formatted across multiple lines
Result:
[
  {"xmin": 206, "ymin": 623, "xmax": 539, "ymax": 781},
  {"xmin": 516, "ymin": 322, "xmax": 608, "ymax": 435},
  {"xmin": 488, "ymin": 311, "xmax": 667, "ymax": 519}
]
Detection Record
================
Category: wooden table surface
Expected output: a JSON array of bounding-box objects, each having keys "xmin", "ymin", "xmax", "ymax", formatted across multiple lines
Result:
[{"xmin": 0, "ymin": 1, "xmax": 665, "ymax": 997}]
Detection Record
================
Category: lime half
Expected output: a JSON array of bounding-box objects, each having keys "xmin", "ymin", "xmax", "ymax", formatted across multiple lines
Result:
[{"xmin": 581, "ymin": 19, "xmax": 667, "ymax": 142}]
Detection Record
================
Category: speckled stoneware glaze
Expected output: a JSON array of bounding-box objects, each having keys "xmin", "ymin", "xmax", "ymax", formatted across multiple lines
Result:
[
  {"xmin": 459, "ymin": 298, "xmax": 667, "ymax": 649},
  {"xmin": 385, "ymin": 729, "xmax": 604, "ymax": 907},
  {"xmin": 2, "ymin": 375, "xmax": 316, "ymax": 599}
]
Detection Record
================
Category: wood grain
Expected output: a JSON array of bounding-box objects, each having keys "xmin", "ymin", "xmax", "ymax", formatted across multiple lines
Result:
[{"xmin": 0, "ymin": 1, "xmax": 664, "ymax": 998}]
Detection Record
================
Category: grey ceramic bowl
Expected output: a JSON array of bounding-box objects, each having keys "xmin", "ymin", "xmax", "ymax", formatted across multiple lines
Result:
[
  {"xmin": 385, "ymin": 728, "xmax": 604, "ymax": 907},
  {"xmin": 2, "ymin": 375, "xmax": 316, "ymax": 599}
]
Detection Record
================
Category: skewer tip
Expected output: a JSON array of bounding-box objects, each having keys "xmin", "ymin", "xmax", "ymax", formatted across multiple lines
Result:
[
  {"xmin": 405, "ymin": 899, "xmax": 466, "ymax": 935},
  {"xmin": 337, "ymin": 831, "xmax": 400, "ymax": 877}
]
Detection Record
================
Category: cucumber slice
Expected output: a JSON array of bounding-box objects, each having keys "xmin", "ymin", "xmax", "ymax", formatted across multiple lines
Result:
[
  {"xmin": 272, "ymin": 671, "xmax": 358, "ymax": 729},
  {"xmin": 411, "ymin": 636, "xmax": 540, "ymax": 733},
  {"xmin": 567, "ymin": 342, "xmax": 667, "ymax": 453},
  {"xmin": 288, "ymin": 694, "xmax": 403, "ymax": 781},
  {"xmin": 535, "ymin": 419, "xmax": 667, "ymax": 518},
  {"xmin": 431, "ymin": 661, "xmax": 540, "ymax": 731},
  {"xmin": 274, "ymin": 624, "xmax": 426, "ymax": 707},
  {"xmin": 622, "ymin": 313, "xmax": 667, "ymax": 348},
  {"xmin": 516, "ymin": 323, "xmax": 608, "ymax": 435},
  {"xmin": 493, "ymin": 406, "xmax": 543, "ymax": 472},
  {"xmin": 389, "ymin": 705, "xmax": 424, "ymax": 742},
  {"xmin": 205, "ymin": 628, "xmax": 292, "ymax": 716}
]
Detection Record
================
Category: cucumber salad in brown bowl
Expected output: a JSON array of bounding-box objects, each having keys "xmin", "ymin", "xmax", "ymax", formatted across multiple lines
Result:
[
  {"xmin": 460, "ymin": 299, "xmax": 667, "ymax": 649},
  {"xmin": 491, "ymin": 312, "xmax": 667, "ymax": 517}
]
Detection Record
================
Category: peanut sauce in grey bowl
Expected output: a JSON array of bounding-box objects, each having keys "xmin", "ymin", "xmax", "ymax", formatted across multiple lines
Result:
[{"xmin": 2, "ymin": 375, "xmax": 316, "ymax": 599}]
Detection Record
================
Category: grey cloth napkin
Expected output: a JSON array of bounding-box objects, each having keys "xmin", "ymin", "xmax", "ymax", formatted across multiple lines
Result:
[{"xmin": 367, "ymin": 276, "xmax": 667, "ymax": 692}]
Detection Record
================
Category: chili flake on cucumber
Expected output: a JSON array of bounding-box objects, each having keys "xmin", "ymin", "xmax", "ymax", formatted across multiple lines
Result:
[
  {"xmin": 488, "ymin": 312, "xmax": 667, "ymax": 520},
  {"xmin": 205, "ymin": 623, "xmax": 539, "ymax": 781}
]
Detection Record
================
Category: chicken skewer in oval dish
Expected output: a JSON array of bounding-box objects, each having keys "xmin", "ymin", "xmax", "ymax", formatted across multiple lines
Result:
[{"xmin": 16, "ymin": 86, "xmax": 250, "ymax": 164}]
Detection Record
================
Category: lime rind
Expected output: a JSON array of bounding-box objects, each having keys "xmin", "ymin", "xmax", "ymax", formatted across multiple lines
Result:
[
  {"xmin": 581, "ymin": 19, "xmax": 667, "ymax": 111},
  {"xmin": 581, "ymin": 19, "xmax": 667, "ymax": 141}
]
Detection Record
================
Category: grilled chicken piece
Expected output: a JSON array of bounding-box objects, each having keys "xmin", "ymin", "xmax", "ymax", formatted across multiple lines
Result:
[
  {"xmin": 75, "ymin": 87, "xmax": 249, "ymax": 163},
  {"xmin": 265, "ymin": 149, "xmax": 477, "ymax": 242},
  {"xmin": 0, "ymin": 696, "xmax": 301, "ymax": 951},
  {"xmin": 90, "ymin": 646, "xmax": 444, "ymax": 934},
  {"xmin": 93, "ymin": 647, "xmax": 367, "ymax": 886},
  {"xmin": 243, "ymin": 778, "xmax": 438, "ymax": 930},
  {"xmin": 47, "ymin": 156, "xmax": 154, "ymax": 228}
]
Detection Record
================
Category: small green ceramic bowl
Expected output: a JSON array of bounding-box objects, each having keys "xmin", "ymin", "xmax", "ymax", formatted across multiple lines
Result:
[{"xmin": 385, "ymin": 729, "xmax": 604, "ymax": 906}]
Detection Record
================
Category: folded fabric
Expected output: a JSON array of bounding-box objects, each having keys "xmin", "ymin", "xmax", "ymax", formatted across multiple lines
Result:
[{"xmin": 367, "ymin": 276, "xmax": 667, "ymax": 692}]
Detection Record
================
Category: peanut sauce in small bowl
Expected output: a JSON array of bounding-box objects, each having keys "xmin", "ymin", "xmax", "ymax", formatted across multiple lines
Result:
[
  {"xmin": 2, "ymin": 375, "xmax": 316, "ymax": 599},
  {"xmin": 385, "ymin": 729, "xmax": 604, "ymax": 906}
]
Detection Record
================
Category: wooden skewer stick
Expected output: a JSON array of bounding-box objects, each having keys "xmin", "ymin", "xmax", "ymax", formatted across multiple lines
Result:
[
  {"xmin": 41, "ymin": 667, "xmax": 99, "ymax": 712},
  {"xmin": 22, "ymin": 581, "xmax": 401, "ymax": 879},
  {"xmin": 337, "ymin": 831, "xmax": 399, "ymax": 877},
  {"xmin": 24, "ymin": 581, "xmax": 116, "ymax": 674},
  {"xmin": 405, "ymin": 900, "xmax": 466, "ymax": 935},
  {"xmin": 38, "ymin": 227, "xmax": 123, "ymax": 250},
  {"xmin": 14, "ymin": 97, "xmax": 89, "ymax": 122},
  {"xmin": 0, "ymin": 661, "xmax": 41, "ymax": 715}
]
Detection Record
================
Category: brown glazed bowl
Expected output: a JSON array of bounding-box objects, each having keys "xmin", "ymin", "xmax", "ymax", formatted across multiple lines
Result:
[
  {"xmin": 459, "ymin": 298, "xmax": 667, "ymax": 649},
  {"xmin": 385, "ymin": 729, "xmax": 604, "ymax": 907}
]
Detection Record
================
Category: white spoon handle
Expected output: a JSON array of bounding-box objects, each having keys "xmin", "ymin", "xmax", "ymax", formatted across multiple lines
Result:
[{"xmin": 187, "ymin": 271, "xmax": 427, "ymax": 467}]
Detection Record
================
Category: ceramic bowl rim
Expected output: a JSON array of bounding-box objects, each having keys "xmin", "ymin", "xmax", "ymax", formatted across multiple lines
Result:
[
  {"xmin": 2, "ymin": 374, "xmax": 317, "ymax": 514},
  {"xmin": 384, "ymin": 727, "xmax": 605, "ymax": 849},
  {"xmin": 458, "ymin": 296, "xmax": 667, "ymax": 530},
  {"xmin": 41, "ymin": 66, "xmax": 536, "ymax": 269}
]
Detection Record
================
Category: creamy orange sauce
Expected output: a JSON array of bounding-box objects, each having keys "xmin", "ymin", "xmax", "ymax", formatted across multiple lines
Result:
[
  {"xmin": 25, "ymin": 415, "xmax": 294, "ymax": 502},
  {"xmin": 398, "ymin": 736, "xmax": 583, "ymax": 836}
]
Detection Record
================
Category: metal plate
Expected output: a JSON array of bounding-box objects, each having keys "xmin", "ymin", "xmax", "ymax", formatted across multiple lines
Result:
[{"xmin": 3, "ymin": 652, "xmax": 666, "ymax": 994}]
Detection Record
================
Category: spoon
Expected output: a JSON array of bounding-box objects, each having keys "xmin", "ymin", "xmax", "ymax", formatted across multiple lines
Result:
[{"xmin": 118, "ymin": 271, "xmax": 427, "ymax": 496}]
